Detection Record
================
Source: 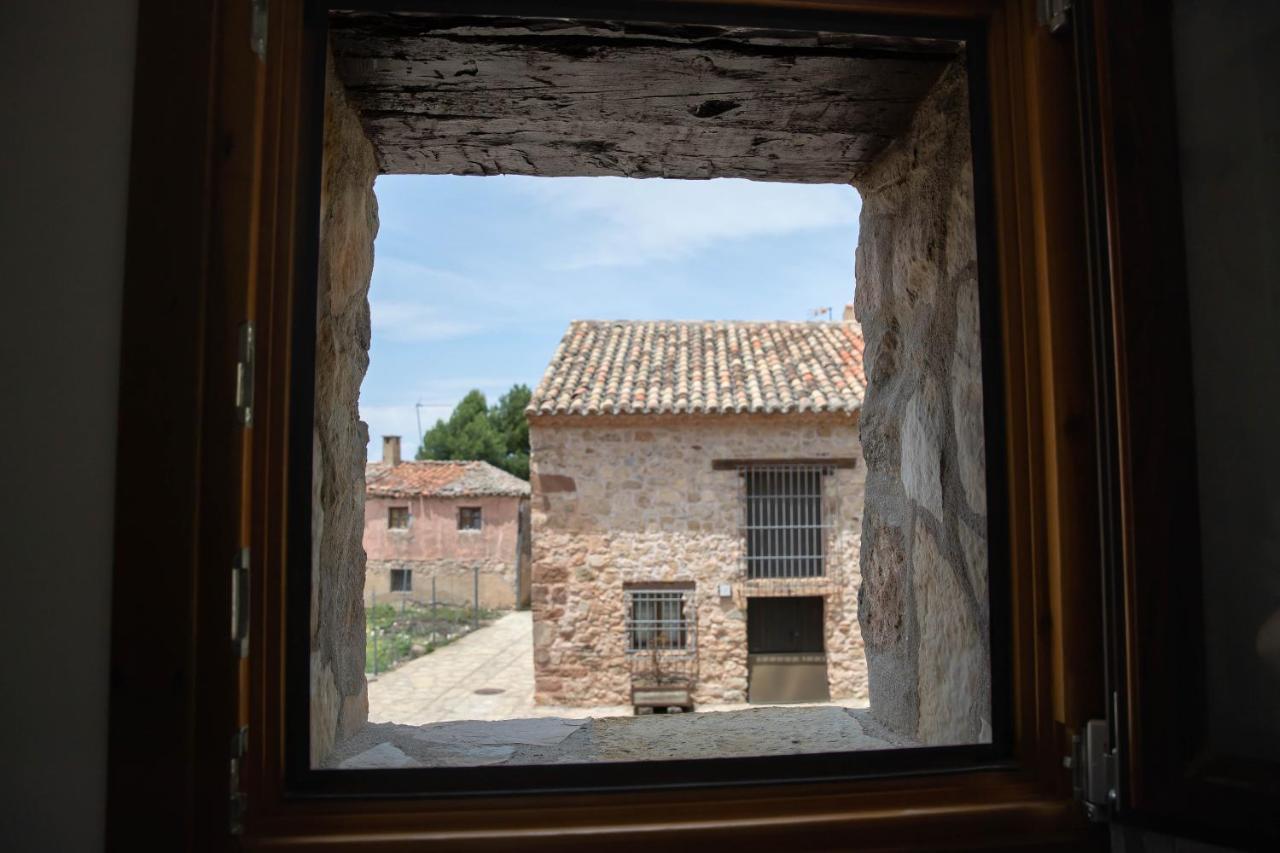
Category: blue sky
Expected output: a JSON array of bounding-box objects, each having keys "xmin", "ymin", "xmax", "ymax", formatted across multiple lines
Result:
[{"xmin": 361, "ymin": 175, "xmax": 862, "ymax": 459}]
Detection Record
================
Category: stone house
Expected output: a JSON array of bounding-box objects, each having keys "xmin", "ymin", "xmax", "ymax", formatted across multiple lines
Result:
[
  {"xmin": 528, "ymin": 320, "xmax": 868, "ymax": 709},
  {"xmin": 364, "ymin": 436, "xmax": 531, "ymax": 610}
]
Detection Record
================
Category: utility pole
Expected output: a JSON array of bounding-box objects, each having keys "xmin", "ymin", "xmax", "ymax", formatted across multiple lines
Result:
[
  {"xmin": 415, "ymin": 401, "xmax": 424, "ymax": 455},
  {"xmin": 809, "ymin": 306, "xmax": 833, "ymax": 321}
]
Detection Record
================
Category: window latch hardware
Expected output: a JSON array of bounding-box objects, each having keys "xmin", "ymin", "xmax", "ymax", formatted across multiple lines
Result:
[
  {"xmin": 231, "ymin": 547, "xmax": 250, "ymax": 659},
  {"xmin": 235, "ymin": 321, "xmax": 255, "ymax": 427},
  {"xmin": 229, "ymin": 726, "xmax": 248, "ymax": 834},
  {"xmin": 250, "ymin": 0, "xmax": 268, "ymax": 61},
  {"xmin": 1065, "ymin": 718, "xmax": 1117, "ymax": 821}
]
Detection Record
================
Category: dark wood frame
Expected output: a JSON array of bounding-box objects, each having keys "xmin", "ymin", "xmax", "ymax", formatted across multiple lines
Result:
[
  {"xmin": 711, "ymin": 458, "xmax": 859, "ymax": 470},
  {"xmin": 1083, "ymin": 1, "xmax": 1280, "ymax": 847},
  {"xmin": 108, "ymin": 0, "xmax": 1121, "ymax": 848}
]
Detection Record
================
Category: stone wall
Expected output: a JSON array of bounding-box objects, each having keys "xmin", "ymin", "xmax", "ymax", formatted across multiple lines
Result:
[
  {"xmin": 311, "ymin": 49, "xmax": 379, "ymax": 766},
  {"xmin": 365, "ymin": 559, "xmax": 519, "ymax": 610},
  {"xmin": 529, "ymin": 414, "xmax": 866, "ymax": 708},
  {"xmin": 851, "ymin": 61, "xmax": 990, "ymax": 745}
]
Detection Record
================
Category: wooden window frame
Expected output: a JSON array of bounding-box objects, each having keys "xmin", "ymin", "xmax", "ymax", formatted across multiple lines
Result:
[
  {"xmin": 457, "ymin": 506, "xmax": 483, "ymax": 531},
  {"xmin": 387, "ymin": 506, "xmax": 410, "ymax": 530},
  {"xmin": 106, "ymin": 0, "xmax": 1123, "ymax": 847}
]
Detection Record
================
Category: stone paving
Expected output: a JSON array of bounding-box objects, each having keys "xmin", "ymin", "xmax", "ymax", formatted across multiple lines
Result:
[
  {"xmin": 343, "ymin": 610, "xmax": 915, "ymax": 770},
  {"xmin": 368, "ymin": 610, "xmax": 871, "ymax": 725},
  {"xmin": 330, "ymin": 706, "xmax": 913, "ymax": 769}
]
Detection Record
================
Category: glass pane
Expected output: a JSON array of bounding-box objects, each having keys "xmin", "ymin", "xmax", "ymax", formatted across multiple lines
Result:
[
  {"xmin": 305, "ymin": 11, "xmax": 994, "ymax": 775},
  {"xmin": 1173, "ymin": 0, "xmax": 1280, "ymax": 762}
]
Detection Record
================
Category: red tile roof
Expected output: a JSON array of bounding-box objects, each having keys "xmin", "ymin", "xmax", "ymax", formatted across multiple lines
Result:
[
  {"xmin": 528, "ymin": 320, "xmax": 866, "ymax": 417},
  {"xmin": 365, "ymin": 460, "xmax": 530, "ymax": 498}
]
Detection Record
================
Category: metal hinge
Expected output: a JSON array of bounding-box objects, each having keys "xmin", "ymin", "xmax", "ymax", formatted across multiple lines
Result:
[
  {"xmin": 250, "ymin": 0, "xmax": 268, "ymax": 61},
  {"xmin": 1037, "ymin": 0, "xmax": 1073, "ymax": 35},
  {"xmin": 230, "ymin": 726, "xmax": 248, "ymax": 834},
  {"xmin": 235, "ymin": 321, "xmax": 255, "ymax": 426},
  {"xmin": 231, "ymin": 547, "xmax": 250, "ymax": 659},
  {"xmin": 1065, "ymin": 718, "xmax": 1118, "ymax": 821}
]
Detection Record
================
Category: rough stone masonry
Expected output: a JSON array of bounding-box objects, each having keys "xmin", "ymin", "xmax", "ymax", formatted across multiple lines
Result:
[
  {"xmin": 529, "ymin": 415, "xmax": 868, "ymax": 708},
  {"xmin": 311, "ymin": 47, "xmax": 379, "ymax": 766},
  {"xmin": 852, "ymin": 60, "xmax": 991, "ymax": 745}
]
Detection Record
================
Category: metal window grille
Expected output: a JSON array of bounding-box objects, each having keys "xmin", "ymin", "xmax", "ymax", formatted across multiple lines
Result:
[
  {"xmin": 390, "ymin": 568, "xmax": 412, "ymax": 592},
  {"xmin": 388, "ymin": 506, "xmax": 410, "ymax": 529},
  {"xmin": 740, "ymin": 463, "xmax": 834, "ymax": 579},
  {"xmin": 457, "ymin": 506, "xmax": 482, "ymax": 530},
  {"xmin": 625, "ymin": 589, "xmax": 695, "ymax": 653}
]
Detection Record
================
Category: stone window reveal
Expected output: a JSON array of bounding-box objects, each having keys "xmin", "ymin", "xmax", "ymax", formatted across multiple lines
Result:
[
  {"xmin": 457, "ymin": 506, "xmax": 482, "ymax": 531},
  {"xmin": 740, "ymin": 463, "xmax": 834, "ymax": 579},
  {"xmin": 625, "ymin": 589, "xmax": 695, "ymax": 653},
  {"xmin": 387, "ymin": 506, "xmax": 409, "ymax": 530}
]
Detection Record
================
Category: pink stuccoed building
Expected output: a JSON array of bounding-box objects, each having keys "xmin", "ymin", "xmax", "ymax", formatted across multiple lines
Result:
[{"xmin": 363, "ymin": 436, "xmax": 531, "ymax": 610}]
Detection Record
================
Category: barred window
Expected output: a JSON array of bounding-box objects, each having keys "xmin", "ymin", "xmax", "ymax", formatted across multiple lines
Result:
[
  {"xmin": 625, "ymin": 588, "xmax": 694, "ymax": 652},
  {"xmin": 741, "ymin": 463, "xmax": 832, "ymax": 579}
]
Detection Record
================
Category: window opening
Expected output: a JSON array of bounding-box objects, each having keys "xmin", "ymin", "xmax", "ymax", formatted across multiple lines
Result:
[
  {"xmin": 457, "ymin": 506, "xmax": 482, "ymax": 531},
  {"xmin": 626, "ymin": 588, "xmax": 695, "ymax": 653},
  {"xmin": 299, "ymin": 7, "xmax": 999, "ymax": 787},
  {"xmin": 388, "ymin": 506, "xmax": 409, "ymax": 529},
  {"xmin": 741, "ymin": 463, "xmax": 832, "ymax": 579}
]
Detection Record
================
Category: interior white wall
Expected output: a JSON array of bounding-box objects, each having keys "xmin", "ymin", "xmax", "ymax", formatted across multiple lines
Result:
[{"xmin": 0, "ymin": 1, "xmax": 136, "ymax": 849}]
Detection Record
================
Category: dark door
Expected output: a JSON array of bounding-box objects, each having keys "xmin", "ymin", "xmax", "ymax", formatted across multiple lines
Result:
[
  {"xmin": 747, "ymin": 597, "xmax": 824, "ymax": 652},
  {"xmin": 746, "ymin": 597, "xmax": 828, "ymax": 703}
]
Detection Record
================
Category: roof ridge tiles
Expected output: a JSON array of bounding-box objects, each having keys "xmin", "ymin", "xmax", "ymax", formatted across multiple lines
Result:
[{"xmin": 528, "ymin": 319, "xmax": 865, "ymax": 418}]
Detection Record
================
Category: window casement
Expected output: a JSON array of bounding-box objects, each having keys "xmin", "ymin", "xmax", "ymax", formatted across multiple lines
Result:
[
  {"xmin": 625, "ymin": 588, "xmax": 695, "ymax": 653},
  {"xmin": 457, "ymin": 506, "xmax": 482, "ymax": 531},
  {"xmin": 740, "ymin": 463, "xmax": 833, "ymax": 579},
  {"xmin": 389, "ymin": 568, "xmax": 412, "ymax": 593},
  {"xmin": 387, "ymin": 506, "xmax": 409, "ymax": 530},
  {"xmin": 106, "ymin": 0, "xmax": 1139, "ymax": 847}
]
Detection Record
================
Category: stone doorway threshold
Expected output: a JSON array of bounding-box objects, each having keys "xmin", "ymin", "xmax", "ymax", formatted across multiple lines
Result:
[{"xmin": 325, "ymin": 706, "xmax": 916, "ymax": 769}]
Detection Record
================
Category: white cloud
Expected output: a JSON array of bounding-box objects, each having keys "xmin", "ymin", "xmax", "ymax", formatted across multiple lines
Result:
[
  {"xmin": 518, "ymin": 177, "xmax": 860, "ymax": 269},
  {"xmin": 370, "ymin": 300, "xmax": 484, "ymax": 343},
  {"xmin": 360, "ymin": 404, "xmax": 431, "ymax": 457}
]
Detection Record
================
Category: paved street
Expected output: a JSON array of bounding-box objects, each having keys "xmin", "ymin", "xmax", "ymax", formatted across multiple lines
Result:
[
  {"xmin": 368, "ymin": 611, "xmax": 573, "ymax": 723},
  {"xmin": 368, "ymin": 610, "xmax": 867, "ymax": 724}
]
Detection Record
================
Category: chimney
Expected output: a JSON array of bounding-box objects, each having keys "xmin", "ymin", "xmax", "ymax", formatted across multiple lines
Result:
[
  {"xmin": 382, "ymin": 435, "xmax": 401, "ymax": 466},
  {"xmin": 842, "ymin": 302, "xmax": 856, "ymax": 322}
]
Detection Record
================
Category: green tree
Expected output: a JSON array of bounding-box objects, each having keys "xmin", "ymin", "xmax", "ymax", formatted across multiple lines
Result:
[
  {"xmin": 417, "ymin": 390, "xmax": 504, "ymax": 463},
  {"xmin": 491, "ymin": 384, "xmax": 531, "ymax": 479},
  {"xmin": 415, "ymin": 384, "xmax": 531, "ymax": 479}
]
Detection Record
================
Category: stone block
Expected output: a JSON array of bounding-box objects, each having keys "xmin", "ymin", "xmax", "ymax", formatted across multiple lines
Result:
[{"xmin": 912, "ymin": 519, "xmax": 985, "ymax": 744}]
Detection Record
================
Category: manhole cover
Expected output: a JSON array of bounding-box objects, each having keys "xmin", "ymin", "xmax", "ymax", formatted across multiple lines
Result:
[{"xmin": 473, "ymin": 687, "xmax": 505, "ymax": 696}]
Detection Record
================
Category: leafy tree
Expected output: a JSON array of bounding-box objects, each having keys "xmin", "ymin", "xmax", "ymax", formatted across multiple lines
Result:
[
  {"xmin": 415, "ymin": 384, "xmax": 531, "ymax": 479},
  {"xmin": 490, "ymin": 384, "xmax": 531, "ymax": 479}
]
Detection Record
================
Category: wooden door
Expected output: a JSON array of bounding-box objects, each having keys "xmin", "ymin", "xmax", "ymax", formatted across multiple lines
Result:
[{"xmin": 747, "ymin": 597, "xmax": 825, "ymax": 653}]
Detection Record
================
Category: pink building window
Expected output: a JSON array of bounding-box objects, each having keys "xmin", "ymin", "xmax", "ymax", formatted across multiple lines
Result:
[
  {"xmin": 457, "ymin": 506, "xmax": 482, "ymax": 531},
  {"xmin": 388, "ymin": 506, "xmax": 410, "ymax": 530}
]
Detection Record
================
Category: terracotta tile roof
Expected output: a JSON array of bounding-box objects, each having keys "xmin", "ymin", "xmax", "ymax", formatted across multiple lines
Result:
[
  {"xmin": 365, "ymin": 459, "xmax": 530, "ymax": 498},
  {"xmin": 528, "ymin": 320, "xmax": 866, "ymax": 417}
]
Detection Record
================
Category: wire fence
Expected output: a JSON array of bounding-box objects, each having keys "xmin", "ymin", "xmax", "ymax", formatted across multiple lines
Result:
[{"xmin": 365, "ymin": 570, "xmax": 502, "ymax": 676}]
